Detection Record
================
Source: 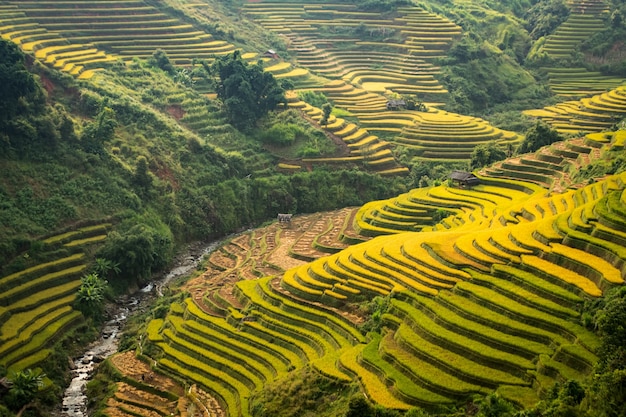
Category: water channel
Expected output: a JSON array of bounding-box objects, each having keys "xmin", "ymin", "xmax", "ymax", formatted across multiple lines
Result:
[{"xmin": 57, "ymin": 239, "xmax": 224, "ymax": 417}]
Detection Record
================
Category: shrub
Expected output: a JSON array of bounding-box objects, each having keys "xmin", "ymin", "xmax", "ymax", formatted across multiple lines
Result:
[
  {"xmin": 298, "ymin": 91, "xmax": 328, "ymax": 108},
  {"xmin": 517, "ymin": 121, "xmax": 563, "ymax": 155},
  {"xmin": 260, "ymin": 123, "xmax": 302, "ymax": 146},
  {"xmin": 97, "ymin": 213, "xmax": 173, "ymax": 286}
]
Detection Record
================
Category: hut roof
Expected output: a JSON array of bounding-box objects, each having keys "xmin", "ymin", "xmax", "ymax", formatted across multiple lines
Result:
[{"xmin": 449, "ymin": 170, "xmax": 476, "ymax": 181}]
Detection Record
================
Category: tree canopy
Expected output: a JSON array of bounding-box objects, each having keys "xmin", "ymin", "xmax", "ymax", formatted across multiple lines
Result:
[
  {"xmin": 208, "ymin": 51, "xmax": 286, "ymax": 130},
  {"xmin": 0, "ymin": 39, "xmax": 38, "ymax": 126},
  {"xmin": 470, "ymin": 141, "xmax": 507, "ymax": 169},
  {"xmin": 517, "ymin": 121, "xmax": 563, "ymax": 154}
]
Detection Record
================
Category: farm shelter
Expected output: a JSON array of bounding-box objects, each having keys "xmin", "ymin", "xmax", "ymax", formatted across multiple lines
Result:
[{"xmin": 449, "ymin": 170, "xmax": 480, "ymax": 188}]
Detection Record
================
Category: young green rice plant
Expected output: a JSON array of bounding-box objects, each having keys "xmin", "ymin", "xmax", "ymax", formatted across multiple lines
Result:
[
  {"xmin": 360, "ymin": 333, "xmax": 444, "ymax": 407},
  {"xmin": 453, "ymin": 281, "xmax": 599, "ymax": 352},
  {"xmin": 184, "ymin": 299, "xmax": 301, "ymax": 369},
  {"xmin": 437, "ymin": 290, "xmax": 567, "ymax": 346},
  {"xmin": 1, "ymin": 309, "xmax": 81, "ymax": 369},
  {"xmin": 1, "ymin": 293, "xmax": 76, "ymax": 341},
  {"xmin": 379, "ymin": 329, "xmax": 488, "ymax": 399}
]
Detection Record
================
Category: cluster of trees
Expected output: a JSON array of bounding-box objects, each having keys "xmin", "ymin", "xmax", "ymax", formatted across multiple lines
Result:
[
  {"xmin": 524, "ymin": 0, "xmax": 570, "ymax": 40},
  {"xmin": 580, "ymin": 0, "xmax": 626, "ymax": 76},
  {"xmin": 204, "ymin": 51, "xmax": 286, "ymax": 130},
  {"xmin": 469, "ymin": 122, "xmax": 562, "ymax": 170},
  {"xmin": 0, "ymin": 40, "xmax": 74, "ymax": 159}
]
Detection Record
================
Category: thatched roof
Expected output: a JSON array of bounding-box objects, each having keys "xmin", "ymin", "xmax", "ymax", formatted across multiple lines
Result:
[{"xmin": 449, "ymin": 170, "xmax": 476, "ymax": 181}]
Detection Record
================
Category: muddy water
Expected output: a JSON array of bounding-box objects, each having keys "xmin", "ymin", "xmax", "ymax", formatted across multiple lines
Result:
[{"xmin": 58, "ymin": 239, "xmax": 225, "ymax": 417}]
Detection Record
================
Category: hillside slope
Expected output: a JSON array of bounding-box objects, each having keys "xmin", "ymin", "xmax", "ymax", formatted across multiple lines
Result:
[{"xmin": 136, "ymin": 131, "xmax": 626, "ymax": 417}]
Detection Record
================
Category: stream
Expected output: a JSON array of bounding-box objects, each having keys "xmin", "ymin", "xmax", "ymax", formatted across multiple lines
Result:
[{"xmin": 57, "ymin": 239, "xmax": 225, "ymax": 417}]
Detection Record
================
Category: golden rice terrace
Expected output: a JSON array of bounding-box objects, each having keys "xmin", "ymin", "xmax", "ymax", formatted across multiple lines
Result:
[{"xmin": 142, "ymin": 132, "xmax": 626, "ymax": 416}]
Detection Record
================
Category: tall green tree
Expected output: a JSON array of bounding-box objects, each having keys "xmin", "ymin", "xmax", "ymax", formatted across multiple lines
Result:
[
  {"xmin": 149, "ymin": 49, "xmax": 174, "ymax": 74},
  {"xmin": 517, "ymin": 121, "xmax": 562, "ymax": 155},
  {"xmin": 0, "ymin": 39, "xmax": 38, "ymax": 126},
  {"xmin": 81, "ymin": 99, "xmax": 117, "ymax": 154},
  {"xmin": 524, "ymin": 0, "xmax": 570, "ymax": 40},
  {"xmin": 320, "ymin": 103, "xmax": 332, "ymax": 127},
  {"xmin": 470, "ymin": 141, "xmax": 507, "ymax": 169},
  {"xmin": 209, "ymin": 51, "xmax": 285, "ymax": 130}
]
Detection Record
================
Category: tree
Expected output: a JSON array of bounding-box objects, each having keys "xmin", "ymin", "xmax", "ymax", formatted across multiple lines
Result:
[
  {"xmin": 97, "ymin": 220, "xmax": 174, "ymax": 284},
  {"xmin": 75, "ymin": 273, "xmax": 108, "ymax": 319},
  {"xmin": 6, "ymin": 369, "xmax": 45, "ymax": 411},
  {"xmin": 470, "ymin": 142, "xmax": 507, "ymax": 169},
  {"xmin": 81, "ymin": 100, "xmax": 117, "ymax": 154},
  {"xmin": 320, "ymin": 103, "xmax": 332, "ymax": 127},
  {"xmin": 93, "ymin": 257, "xmax": 121, "ymax": 279},
  {"xmin": 524, "ymin": 0, "xmax": 570, "ymax": 40},
  {"xmin": 345, "ymin": 395, "xmax": 373, "ymax": 417},
  {"xmin": 149, "ymin": 49, "xmax": 174, "ymax": 74},
  {"xmin": 0, "ymin": 39, "xmax": 38, "ymax": 126},
  {"xmin": 210, "ymin": 51, "xmax": 286, "ymax": 130},
  {"xmin": 475, "ymin": 393, "xmax": 515, "ymax": 417},
  {"xmin": 517, "ymin": 121, "xmax": 562, "ymax": 155},
  {"xmin": 132, "ymin": 155, "xmax": 153, "ymax": 195},
  {"xmin": 594, "ymin": 286, "xmax": 626, "ymax": 373}
]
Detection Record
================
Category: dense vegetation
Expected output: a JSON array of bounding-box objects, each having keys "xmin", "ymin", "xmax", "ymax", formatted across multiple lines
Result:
[{"xmin": 1, "ymin": 0, "xmax": 626, "ymax": 415}]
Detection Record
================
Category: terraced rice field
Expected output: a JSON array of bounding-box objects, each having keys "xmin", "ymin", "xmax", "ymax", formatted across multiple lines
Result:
[
  {"xmin": 524, "ymin": 85, "xmax": 626, "ymax": 134},
  {"xmin": 394, "ymin": 111, "xmax": 522, "ymax": 160},
  {"xmin": 0, "ymin": 4, "xmax": 118, "ymax": 79},
  {"xmin": 143, "ymin": 133, "xmax": 626, "ymax": 416},
  {"xmin": 0, "ymin": 222, "xmax": 111, "ymax": 372},
  {"xmin": 539, "ymin": 0, "xmax": 626, "ymax": 96},
  {"xmin": 2, "ymin": 0, "xmax": 239, "ymax": 66},
  {"xmin": 1, "ymin": 0, "xmax": 521, "ymax": 165},
  {"xmin": 238, "ymin": 1, "xmax": 522, "ymax": 161},
  {"xmin": 287, "ymin": 93, "xmax": 408, "ymax": 175},
  {"xmin": 242, "ymin": 2, "xmax": 459, "ymax": 98}
]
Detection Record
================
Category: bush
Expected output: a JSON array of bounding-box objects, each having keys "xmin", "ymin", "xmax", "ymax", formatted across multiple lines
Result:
[
  {"xmin": 298, "ymin": 91, "xmax": 328, "ymax": 108},
  {"xmin": 517, "ymin": 121, "xmax": 562, "ymax": 155},
  {"xmin": 260, "ymin": 123, "xmax": 302, "ymax": 146},
  {"xmin": 97, "ymin": 213, "xmax": 173, "ymax": 287},
  {"xmin": 470, "ymin": 142, "xmax": 506, "ymax": 169}
]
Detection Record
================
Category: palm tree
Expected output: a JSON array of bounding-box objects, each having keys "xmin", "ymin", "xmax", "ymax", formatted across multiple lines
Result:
[
  {"xmin": 76, "ymin": 273, "xmax": 108, "ymax": 319},
  {"xmin": 7, "ymin": 369, "xmax": 44, "ymax": 411},
  {"xmin": 93, "ymin": 257, "xmax": 120, "ymax": 278}
]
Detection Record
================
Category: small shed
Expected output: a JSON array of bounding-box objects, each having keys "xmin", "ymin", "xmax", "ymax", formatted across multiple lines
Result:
[
  {"xmin": 386, "ymin": 99, "xmax": 406, "ymax": 110},
  {"xmin": 277, "ymin": 213, "xmax": 292, "ymax": 223},
  {"xmin": 263, "ymin": 49, "xmax": 279, "ymax": 59},
  {"xmin": 449, "ymin": 171, "xmax": 480, "ymax": 188}
]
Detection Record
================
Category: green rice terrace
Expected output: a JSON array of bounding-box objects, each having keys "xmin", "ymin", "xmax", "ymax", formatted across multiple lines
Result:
[
  {"xmin": 0, "ymin": 0, "xmax": 525, "ymax": 166},
  {"xmin": 132, "ymin": 131, "xmax": 626, "ymax": 417},
  {"xmin": 525, "ymin": 85, "xmax": 626, "ymax": 134},
  {"xmin": 2, "ymin": 0, "xmax": 626, "ymax": 416},
  {"xmin": 0, "ymin": 223, "xmax": 111, "ymax": 373},
  {"xmin": 531, "ymin": 0, "xmax": 626, "ymax": 97}
]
